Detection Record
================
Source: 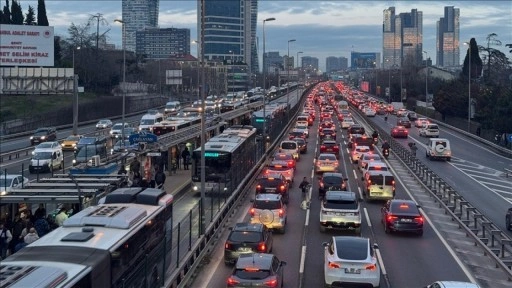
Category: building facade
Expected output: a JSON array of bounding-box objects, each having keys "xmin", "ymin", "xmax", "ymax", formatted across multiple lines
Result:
[
  {"xmin": 197, "ymin": 0, "xmax": 257, "ymax": 74},
  {"xmin": 382, "ymin": 7, "xmax": 423, "ymax": 68},
  {"xmin": 135, "ymin": 28, "xmax": 190, "ymax": 59},
  {"xmin": 351, "ymin": 52, "xmax": 380, "ymax": 69},
  {"xmin": 326, "ymin": 56, "xmax": 348, "ymax": 72},
  {"xmin": 301, "ymin": 56, "xmax": 319, "ymax": 71},
  {"xmin": 264, "ymin": 51, "xmax": 283, "ymax": 74},
  {"xmin": 436, "ymin": 6, "xmax": 460, "ymax": 67},
  {"xmin": 122, "ymin": 0, "xmax": 159, "ymax": 52}
]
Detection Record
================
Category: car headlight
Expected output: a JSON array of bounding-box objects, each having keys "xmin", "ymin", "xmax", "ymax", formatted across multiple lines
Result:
[
  {"xmin": 41, "ymin": 136, "xmax": 46, "ymax": 140},
  {"xmin": 30, "ymin": 136, "xmax": 34, "ymax": 140},
  {"xmin": 72, "ymin": 143, "xmax": 76, "ymax": 147},
  {"xmin": 1, "ymin": 190, "xmax": 6, "ymax": 196},
  {"xmin": 110, "ymin": 131, "xmax": 114, "ymax": 135},
  {"xmin": 72, "ymin": 159, "xmax": 76, "ymax": 164},
  {"xmin": 32, "ymin": 151, "xmax": 35, "ymax": 155}
]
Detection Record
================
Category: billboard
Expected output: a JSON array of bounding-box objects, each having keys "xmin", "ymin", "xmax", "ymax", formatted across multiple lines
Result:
[
  {"xmin": 351, "ymin": 52, "xmax": 378, "ymax": 69},
  {"xmin": 0, "ymin": 24, "xmax": 55, "ymax": 67}
]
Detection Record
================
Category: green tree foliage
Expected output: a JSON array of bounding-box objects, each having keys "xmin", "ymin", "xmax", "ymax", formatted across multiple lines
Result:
[
  {"xmin": 37, "ymin": 0, "xmax": 48, "ymax": 26},
  {"xmin": 2, "ymin": 0, "xmax": 11, "ymax": 24},
  {"xmin": 461, "ymin": 38, "xmax": 483, "ymax": 79},
  {"xmin": 24, "ymin": 5, "xmax": 35, "ymax": 25},
  {"xmin": 492, "ymin": 89, "xmax": 512, "ymax": 133},
  {"xmin": 433, "ymin": 80, "xmax": 469, "ymax": 119},
  {"xmin": 10, "ymin": 0, "xmax": 23, "ymax": 24},
  {"xmin": 54, "ymin": 35, "xmax": 62, "ymax": 66}
]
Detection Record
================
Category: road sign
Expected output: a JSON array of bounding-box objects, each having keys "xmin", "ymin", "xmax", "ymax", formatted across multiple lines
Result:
[{"xmin": 129, "ymin": 131, "xmax": 158, "ymax": 145}]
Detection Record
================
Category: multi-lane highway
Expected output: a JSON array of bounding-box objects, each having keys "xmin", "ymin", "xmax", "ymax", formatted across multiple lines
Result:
[{"xmin": 186, "ymin": 85, "xmax": 508, "ymax": 287}]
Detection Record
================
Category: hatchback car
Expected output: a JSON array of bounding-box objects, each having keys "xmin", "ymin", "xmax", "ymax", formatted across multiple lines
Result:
[
  {"xmin": 224, "ymin": 223, "xmax": 273, "ymax": 265},
  {"xmin": 315, "ymin": 153, "xmax": 339, "ymax": 173},
  {"xmin": 348, "ymin": 124, "xmax": 365, "ymax": 137},
  {"xmin": 279, "ymin": 140, "xmax": 300, "ymax": 161},
  {"xmin": 415, "ymin": 117, "xmax": 429, "ymax": 128},
  {"xmin": 227, "ymin": 253, "xmax": 286, "ymax": 287},
  {"xmin": 419, "ymin": 123, "xmax": 440, "ymax": 137},
  {"xmin": 381, "ymin": 199, "xmax": 424, "ymax": 235},
  {"xmin": 250, "ymin": 194, "xmax": 287, "ymax": 233},
  {"xmin": 256, "ymin": 172, "xmax": 290, "ymax": 203},
  {"xmin": 318, "ymin": 173, "xmax": 348, "ymax": 199},
  {"xmin": 1, "ymin": 174, "xmax": 29, "ymax": 195},
  {"xmin": 288, "ymin": 129, "xmax": 306, "ymax": 140},
  {"xmin": 397, "ymin": 117, "xmax": 412, "ymax": 128},
  {"xmin": 320, "ymin": 191, "xmax": 361, "ymax": 234},
  {"xmin": 323, "ymin": 236, "xmax": 380, "ymax": 287},
  {"xmin": 30, "ymin": 127, "xmax": 57, "ymax": 145},
  {"xmin": 391, "ymin": 126, "xmax": 409, "ymax": 138},
  {"xmin": 272, "ymin": 152, "xmax": 296, "ymax": 169},
  {"xmin": 60, "ymin": 135, "xmax": 83, "ymax": 151}
]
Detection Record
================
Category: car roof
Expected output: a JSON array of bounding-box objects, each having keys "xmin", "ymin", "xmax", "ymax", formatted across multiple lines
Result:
[
  {"xmin": 325, "ymin": 191, "xmax": 356, "ymax": 200},
  {"xmin": 235, "ymin": 253, "xmax": 273, "ymax": 269},
  {"xmin": 366, "ymin": 170, "xmax": 393, "ymax": 176},
  {"xmin": 232, "ymin": 222, "xmax": 264, "ymax": 232}
]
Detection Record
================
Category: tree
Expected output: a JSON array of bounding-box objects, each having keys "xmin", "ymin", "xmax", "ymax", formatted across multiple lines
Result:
[
  {"xmin": 2, "ymin": 0, "xmax": 11, "ymax": 24},
  {"xmin": 479, "ymin": 33, "xmax": 502, "ymax": 81},
  {"xmin": 506, "ymin": 43, "xmax": 512, "ymax": 54},
  {"xmin": 67, "ymin": 22, "xmax": 94, "ymax": 48},
  {"xmin": 24, "ymin": 5, "xmax": 35, "ymax": 25},
  {"xmin": 433, "ymin": 79, "xmax": 469, "ymax": 119},
  {"xmin": 10, "ymin": 0, "xmax": 23, "ymax": 24},
  {"xmin": 54, "ymin": 35, "xmax": 62, "ymax": 66},
  {"xmin": 37, "ymin": 0, "xmax": 48, "ymax": 26},
  {"xmin": 88, "ymin": 13, "xmax": 109, "ymax": 51},
  {"xmin": 461, "ymin": 38, "xmax": 483, "ymax": 80}
]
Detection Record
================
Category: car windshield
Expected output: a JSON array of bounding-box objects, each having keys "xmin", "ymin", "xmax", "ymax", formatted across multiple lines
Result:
[
  {"xmin": 233, "ymin": 269, "xmax": 271, "ymax": 280},
  {"xmin": 140, "ymin": 119, "xmax": 155, "ymax": 125},
  {"xmin": 294, "ymin": 139, "xmax": 305, "ymax": 145},
  {"xmin": 253, "ymin": 200, "xmax": 281, "ymax": 210},
  {"xmin": 32, "ymin": 152, "xmax": 52, "ymax": 160},
  {"xmin": 65, "ymin": 136, "xmax": 81, "ymax": 141},
  {"xmin": 274, "ymin": 154, "xmax": 292, "ymax": 161},
  {"xmin": 112, "ymin": 124, "xmax": 124, "ymax": 130},
  {"xmin": 369, "ymin": 175, "xmax": 393, "ymax": 185},
  {"xmin": 335, "ymin": 238, "xmax": 368, "ymax": 260},
  {"xmin": 0, "ymin": 178, "xmax": 13, "ymax": 187},
  {"xmin": 229, "ymin": 231, "xmax": 262, "ymax": 243},
  {"xmin": 33, "ymin": 130, "xmax": 49, "ymax": 136},
  {"xmin": 76, "ymin": 146, "xmax": 101, "ymax": 157},
  {"xmin": 363, "ymin": 154, "xmax": 380, "ymax": 161},
  {"xmin": 390, "ymin": 202, "xmax": 419, "ymax": 214},
  {"xmin": 36, "ymin": 142, "xmax": 54, "ymax": 148},
  {"xmin": 98, "ymin": 120, "xmax": 109, "ymax": 124},
  {"xmin": 324, "ymin": 199, "xmax": 358, "ymax": 210},
  {"xmin": 281, "ymin": 142, "xmax": 297, "ymax": 149},
  {"xmin": 257, "ymin": 178, "xmax": 282, "ymax": 187}
]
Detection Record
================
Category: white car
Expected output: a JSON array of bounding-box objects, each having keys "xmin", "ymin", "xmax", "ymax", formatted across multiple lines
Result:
[
  {"xmin": 364, "ymin": 108, "xmax": 376, "ymax": 117},
  {"xmin": 110, "ymin": 122, "xmax": 130, "ymax": 137},
  {"xmin": 341, "ymin": 118, "xmax": 355, "ymax": 129},
  {"xmin": 95, "ymin": 119, "xmax": 113, "ymax": 129},
  {"xmin": 319, "ymin": 191, "xmax": 361, "ymax": 234},
  {"xmin": 351, "ymin": 145, "xmax": 371, "ymax": 163},
  {"xmin": 35, "ymin": 141, "xmax": 61, "ymax": 150},
  {"xmin": 415, "ymin": 117, "xmax": 429, "ymax": 128},
  {"xmin": 419, "ymin": 123, "xmax": 440, "ymax": 137},
  {"xmin": 1, "ymin": 174, "xmax": 29, "ymax": 195},
  {"xmin": 323, "ymin": 236, "xmax": 380, "ymax": 287},
  {"xmin": 426, "ymin": 281, "xmax": 481, "ymax": 288},
  {"xmin": 295, "ymin": 124, "xmax": 309, "ymax": 138}
]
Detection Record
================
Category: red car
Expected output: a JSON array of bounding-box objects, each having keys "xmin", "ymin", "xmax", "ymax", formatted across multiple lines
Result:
[{"xmin": 391, "ymin": 126, "xmax": 408, "ymax": 138}]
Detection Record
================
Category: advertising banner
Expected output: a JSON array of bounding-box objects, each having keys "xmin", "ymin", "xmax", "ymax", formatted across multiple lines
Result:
[{"xmin": 0, "ymin": 24, "xmax": 55, "ymax": 67}]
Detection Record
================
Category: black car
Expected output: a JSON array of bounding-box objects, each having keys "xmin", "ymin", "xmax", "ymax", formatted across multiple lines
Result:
[
  {"xmin": 506, "ymin": 208, "xmax": 512, "ymax": 230},
  {"xmin": 255, "ymin": 173, "xmax": 289, "ymax": 203},
  {"xmin": 348, "ymin": 124, "xmax": 365, "ymax": 137},
  {"xmin": 294, "ymin": 138, "xmax": 308, "ymax": 154},
  {"xmin": 30, "ymin": 127, "xmax": 57, "ymax": 145},
  {"xmin": 397, "ymin": 117, "xmax": 412, "ymax": 128},
  {"xmin": 318, "ymin": 172, "xmax": 348, "ymax": 198},
  {"xmin": 227, "ymin": 253, "xmax": 286, "ymax": 287},
  {"xmin": 319, "ymin": 128, "xmax": 336, "ymax": 140},
  {"xmin": 381, "ymin": 199, "xmax": 424, "ymax": 236},
  {"xmin": 224, "ymin": 223, "xmax": 273, "ymax": 265},
  {"xmin": 407, "ymin": 112, "xmax": 418, "ymax": 121}
]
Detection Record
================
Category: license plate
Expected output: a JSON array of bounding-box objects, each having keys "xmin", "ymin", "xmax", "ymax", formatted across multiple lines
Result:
[
  {"xmin": 401, "ymin": 218, "xmax": 412, "ymax": 222},
  {"xmin": 238, "ymin": 247, "xmax": 252, "ymax": 252},
  {"xmin": 335, "ymin": 212, "xmax": 345, "ymax": 216},
  {"xmin": 345, "ymin": 268, "xmax": 361, "ymax": 274}
]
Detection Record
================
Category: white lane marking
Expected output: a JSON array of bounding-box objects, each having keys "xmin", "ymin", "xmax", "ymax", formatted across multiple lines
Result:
[
  {"xmin": 442, "ymin": 128, "xmax": 512, "ymax": 160},
  {"xmin": 358, "ymin": 186, "xmax": 363, "ymax": 200},
  {"xmin": 299, "ymin": 245, "xmax": 307, "ymax": 273},
  {"xmin": 364, "ymin": 207, "xmax": 371, "ymax": 227},
  {"xmin": 375, "ymin": 248, "xmax": 387, "ymax": 275},
  {"xmin": 305, "ymin": 208, "xmax": 310, "ymax": 226}
]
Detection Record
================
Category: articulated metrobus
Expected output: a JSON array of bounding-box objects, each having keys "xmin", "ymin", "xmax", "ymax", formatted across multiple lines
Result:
[{"xmin": 1, "ymin": 187, "xmax": 173, "ymax": 288}]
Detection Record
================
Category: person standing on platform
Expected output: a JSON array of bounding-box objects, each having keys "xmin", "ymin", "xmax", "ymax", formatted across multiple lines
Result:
[{"xmin": 182, "ymin": 147, "xmax": 190, "ymax": 170}]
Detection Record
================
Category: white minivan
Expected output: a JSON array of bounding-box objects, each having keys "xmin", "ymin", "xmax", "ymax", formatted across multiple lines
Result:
[
  {"xmin": 279, "ymin": 140, "xmax": 299, "ymax": 161},
  {"xmin": 29, "ymin": 146, "xmax": 64, "ymax": 173},
  {"xmin": 139, "ymin": 110, "xmax": 164, "ymax": 132},
  {"xmin": 164, "ymin": 101, "xmax": 181, "ymax": 116}
]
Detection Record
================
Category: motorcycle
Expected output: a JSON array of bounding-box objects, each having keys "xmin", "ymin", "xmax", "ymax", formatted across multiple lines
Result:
[
  {"xmin": 382, "ymin": 148, "xmax": 390, "ymax": 159},
  {"xmin": 372, "ymin": 137, "xmax": 378, "ymax": 144}
]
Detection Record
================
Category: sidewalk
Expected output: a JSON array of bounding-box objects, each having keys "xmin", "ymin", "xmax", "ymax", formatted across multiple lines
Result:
[{"xmin": 162, "ymin": 168, "xmax": 192, "ymax": 199}]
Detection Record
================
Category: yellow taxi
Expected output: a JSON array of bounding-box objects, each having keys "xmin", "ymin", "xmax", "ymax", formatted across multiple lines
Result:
[{"xmin": 60, "ymin": 134, "xmax": 83, "ymax": 151}]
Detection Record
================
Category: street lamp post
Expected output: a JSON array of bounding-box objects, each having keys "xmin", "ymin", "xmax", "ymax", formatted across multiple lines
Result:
[
  {"xmin": 262, "ymin": 17, "xmax": 275, "ymax": 146},
  {"xmin": 387, "ymin": 60, "xmax": 391, "ymax": 103},
  {"xmin": 296, "ymin": 51, "xmax": 303, "ymax": 91},
  {"xmin": 229, "ymin": 50, "xmax": 235, "ymax": 95},
  {"xmin": 286, "ymin": 39, "xmax": 296, "ymax": 121},
  {"xmin": 464, "ymin": 42, "xmax": 471, "ymax": 132},
  {"xmin": 114, "ymin": 19, "xmax": 126, "ymax": 143},
  {"xmin": 72, "ymin": 46, "xmax": 80, "ymax": 135},
  {"xmin": 423, "ymin": 51, "xmax": 428, "ymax": 105}
]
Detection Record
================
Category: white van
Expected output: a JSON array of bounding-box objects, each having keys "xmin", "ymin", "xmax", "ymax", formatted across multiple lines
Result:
[
  {"xmin": 164, "ymin": 101, "xmax": 181, "ymax": 115},
  {"xmin": 279, "ymin": 140, "xmax": 299, "ymax": 161},
  {"xmin": 426, "ymin": 138, "xmax": 452, "ymax": 161},
  {"xmin": 139, "ymin": 110, "xmax": 164, "ymax": 132},
  {"xmin": 29, "ymin": 146, "xmax": 64, "ymax": 173}
]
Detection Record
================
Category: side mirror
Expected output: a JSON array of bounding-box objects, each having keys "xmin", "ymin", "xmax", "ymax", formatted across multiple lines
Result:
[
  {"xmin": 373, "ymin": 243, "xmax": 379, "ymax": 249},
  {"xmin": 280, "ymin": 261, "xmax": 287, "ymax": 266},
  {"xmin": 417, "ymin": 205, "xmax": 421, "ymax": 209},
  {"xmin": 322, "ymin": 242, "xmax": 329, "ymax": 247}
]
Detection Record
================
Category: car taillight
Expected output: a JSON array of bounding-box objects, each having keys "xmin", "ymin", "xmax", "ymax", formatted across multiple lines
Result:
[
  {"xmin": 280, "ymin": 185, "xmax": 285, "ymax": 191},
  {"xmin": 319, "ymin": 181, "xmax": 324, "ymax": 188},
  {"xmin": 367, "ymin": 179, "xmax": 371, "ymax": 185},
  {"xmin": 278, "ymin": 209, "xmax": 284, "ymax": 217},
  {"xmin": 288, "ymin": 161, "xmax": 294, "ymax": 167},
  {"xmin": 225, "ymin": 242, "xmax": 232, "ymax": 250},
  {"xmin": 320, "ymin": 145, "xmax": 325, "ymax": 149},
  {"xmin": 328, "ymin": 262, "xmax": 341, "ymax": 268},
  {"xmin": 227, "ymin": 277, "xmax": 239, "ymax": 286},
  {"xmin": 258, "ymin": 242, "xmax": 266, "ymax": 252},
  {"xmin": 334, "ymin": 145, "xmax": 339, "ymax": 150},
  {"xmin": 264, "ymin": 278, "xmax": 278, "ymax": 287},
  {"xmin": 250, "ymin": 208, "xmax": 255, "ymax": 216},
  {"xmin": 387, "ymin": 215, "xmax": 398, "ymax": 222},
  {"xmin": 415, "ymin": 216, "xmax": 424, "ymax": 223},
  {"xmin": 391, "ymin": 180, "xmax": 395, "ymax": 186},
  {"xmin": 256, "ymin": 184, "xmax": 262, "ymax": 190}
]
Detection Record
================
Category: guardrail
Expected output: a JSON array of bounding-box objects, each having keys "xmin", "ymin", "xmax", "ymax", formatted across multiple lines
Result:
[
  {"xmin": 351, "ymin": 101, "xmax": 512, "ymax": 281},
  {"xmin": 505, "ymin": 168, "xmax": 512, "ymax": 178}
]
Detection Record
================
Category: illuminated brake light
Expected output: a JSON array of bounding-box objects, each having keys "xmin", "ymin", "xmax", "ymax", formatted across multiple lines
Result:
[
  {"xmin": 415, "ymin": 216, "xmax": 424, "ymax": 223},
  {"xmin": 399, "ymin": 204, "xmax": 409, "ymax": 209},
  {"xmin": 387, "ymin": 215, "xmax": 398, "ymax": 222},
  {"xmin": 280, "ymin": 185, "xmax": 285, "ymax": 191},
  {"xmin": 227, "ymin": 277, "xmax": 239, "ymax": 286},
  {"xmin": 250, "ymin": 208, "xmax": 255, "ymax": 216},
  {"xmin": 258, "ymin": 242, "xmax": 267, "ymax": 252},
  {"xmin": 328, "ymin": 262, "xmax": 341, "ymax": 269},
  {"xmin": 264, "ymin": 279, "xmax": 278, "ymax": 287},
  {"xmin": 225, "ymin": 242, "xmax": 231, "ymax": 250},
  {"xmin": 256, "ymin": 184, "xmax": 262, "ymax": 190},
  {"xmin": 278, "ymin": 209, "xmax": 284, "ymax": 217},
  {"xmin": 321, "ymin": 145, "xmax": 325, "ymax": 149}
]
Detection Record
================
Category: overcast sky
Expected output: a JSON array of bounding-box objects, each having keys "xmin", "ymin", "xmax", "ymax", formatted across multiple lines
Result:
[{"xmin": 23, "ymin": 0, "xmax": 512, "ymax": 71}]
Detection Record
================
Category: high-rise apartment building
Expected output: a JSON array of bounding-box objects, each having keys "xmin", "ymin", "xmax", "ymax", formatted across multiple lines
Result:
[
  {"xmin": 301, "ymin": 56, "xmax": 319, "ymax": 71},
  {"xmin": 263, "ymin": 52, "xmax": 283, "ymax": 74},
  {"xmin": 382, "ymin": 7, "xmax": 423, "ymax": 68},
  {"xmin": 122, "ymin": 0, "xmax": 159, "ymax": 52},
  {"xmin": 135, "ymin": 28, "xmax": 190, "ymax": 59},
  {"xmin": 436, "ymin": 6, "xmax": 460, "ymax": 67},
  {"xmin": 326, "ymin": 56, "xmax": 348, "ymax": 72},
  {"xmin": 197, "ymin": 0, "xmax": 257, "ymax": 73}
]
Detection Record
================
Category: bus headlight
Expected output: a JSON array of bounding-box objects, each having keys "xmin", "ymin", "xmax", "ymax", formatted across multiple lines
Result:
[{"xmin": 193, "ymin": 186, "xmax": 198, "ymax": 191}]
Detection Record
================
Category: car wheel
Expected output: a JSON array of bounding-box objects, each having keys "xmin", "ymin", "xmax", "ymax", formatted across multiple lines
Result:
[
  {"xmin": 446, "ymin": 157, "xmax": 451, "ymax": 162},
  {"xmin": 417, "ymin": 230, "xmax": 424, "ymax": 237}
]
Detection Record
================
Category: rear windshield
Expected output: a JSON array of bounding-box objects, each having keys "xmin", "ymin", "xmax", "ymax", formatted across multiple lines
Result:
[
  {"xmin": 369, "ymin": 175, "xmax": 394, "ymax": 185},
  {"xmin": 428, "ymin": 125, "xmax": 439, "ymax": 129},
  {"xmin": 354, "ymin": 138, "xmax": 373, "ymax": 146},
  {"xmin": 335, "ymin": 239, "xmax": 368, "ymax": 260},
  {"xmin": 323, "ymin": 176, "xmax": 343, "ymax": 185},
  {"xmin": 281, "ymin": 142, "xmax": 297, "ymax": 149},
  {"xmin": 253, "ymin": 200, "xmax": 281, "ymax": 210},
  {"xmin": 257, "ymin": 178, "xmax": 282, "ymax": 187},
  {"xmin": 229, "ymin": 231, "xmax": 262, "ymax": 243},
  {"xmin": 233, "ymin": 269, "xmax": 271, "ymax": 280},
  {"xmin": 324, "ymin": 199, "xmax": 358, "ymax": 210}
]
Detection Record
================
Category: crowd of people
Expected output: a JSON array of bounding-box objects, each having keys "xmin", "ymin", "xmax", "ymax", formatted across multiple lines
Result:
[{"xmin": 0, "ymin": 204, "xmax": 66, "ymax": 260}]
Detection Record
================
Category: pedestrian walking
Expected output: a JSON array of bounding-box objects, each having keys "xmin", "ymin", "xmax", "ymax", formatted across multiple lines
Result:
[
  {"xmin": 410, "ymin": 142, "xmax": 418, "ymax": 157},
  {"xmin": 0, "ymin": 222, "xmax": 13, "ymax": 260},
  {"xmin": 155, "ymin": 167, "xmax": 167, "ymax": 189},
  {"xmin": 182, "ymin": 147, "xmax": 190, "ymax": 170},
  {"xmin": 55, "ymin": 207, "xmax": 68, "ymax": 227}
]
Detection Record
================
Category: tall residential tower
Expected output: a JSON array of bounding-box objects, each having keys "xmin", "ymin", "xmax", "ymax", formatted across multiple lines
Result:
[
  {"xmin": 122, "ymin": 0, "xmax": 159, "ymax": 52},
  {"xmin": 437, "ymin": 6, "xmax": 460, "ymax": 67}
]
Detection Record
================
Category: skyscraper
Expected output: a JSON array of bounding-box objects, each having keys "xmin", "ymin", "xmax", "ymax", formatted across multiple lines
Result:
[
  {"xmin": 122, "ymin": 0, "xmax": 159, "ymax": 52},
  {"xmin": 382, "ymin": 7, "xmax": 423, "ymax": 68},
  {"xmin": 437, "ymin": 6, "xmax": 460, "ymax": 67},
  {"xmin": 197, "ymin": 0, "xmax": 257, "ymax": 73},
  {"xmin": 326, "ymin": 56, "xmax": 348, "ymax": 72}
]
